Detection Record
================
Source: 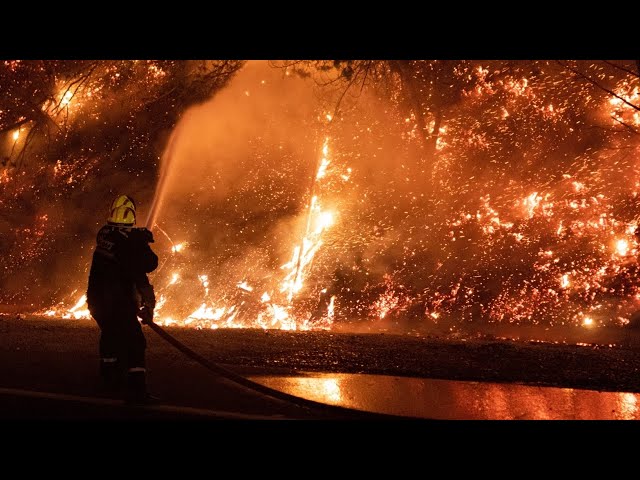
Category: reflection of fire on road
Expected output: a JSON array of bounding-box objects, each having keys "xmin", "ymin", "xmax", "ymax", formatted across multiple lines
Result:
[{"xmin": 252, "ymin": 373, "xmax": 640, "ymax": 420}]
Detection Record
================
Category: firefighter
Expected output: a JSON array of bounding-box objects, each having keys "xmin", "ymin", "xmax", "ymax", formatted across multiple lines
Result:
[{"xmin": 86, "ymin": 194, "xmax": 158, "ymax": 404}]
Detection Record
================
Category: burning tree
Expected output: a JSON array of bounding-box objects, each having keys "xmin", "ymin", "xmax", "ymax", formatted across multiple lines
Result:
[{"xmin": 269, "ymin": 60, "xmax": 640, "ymax": 330}]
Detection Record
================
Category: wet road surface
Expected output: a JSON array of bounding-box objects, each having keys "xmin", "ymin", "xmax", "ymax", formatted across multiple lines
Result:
[
  {"xmin": 252, "ymin": 373, "xmax": 640, "ymax": 419},
  {"xmin": 2, "ymin": 315, "xmax": 640, "ymax": 419}
]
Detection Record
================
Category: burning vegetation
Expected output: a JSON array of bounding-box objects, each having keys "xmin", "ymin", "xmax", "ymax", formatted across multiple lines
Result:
[{"xmin": 2, "ymin": 60, "xmax": 640, "ymax": 335}]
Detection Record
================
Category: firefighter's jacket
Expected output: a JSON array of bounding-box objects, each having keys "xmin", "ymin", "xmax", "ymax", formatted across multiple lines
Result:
[{"xmin": 87, "ymin": 225, "xmax": 158, "ymax": 317}]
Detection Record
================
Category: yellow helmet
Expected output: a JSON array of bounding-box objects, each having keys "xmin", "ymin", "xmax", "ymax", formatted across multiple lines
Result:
[{"xmin": 107, "ymin": 194, "xmax": 136, "ymax": 226}]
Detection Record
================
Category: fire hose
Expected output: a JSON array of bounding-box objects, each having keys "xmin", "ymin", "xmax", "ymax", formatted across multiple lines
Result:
[{"xmin": 145, "ymin": 321, "xmax": 400, "ymax": 419}]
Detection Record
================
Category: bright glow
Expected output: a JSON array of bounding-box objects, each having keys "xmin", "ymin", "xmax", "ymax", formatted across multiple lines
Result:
[
  {"xmin": 321, "ymin": 378, "xmax": 341, "ymax": 402},
  {"xmin": 61, "ymin": 90, "xmax": 73, "ymax": 106},
  {"xmin": 69, "ymin": 295, "xmax": 87, "ymax": 312},
  {"xmin": 616, "ymin": 239, "xmax": 629, "ymax": 256},
  {"xmin": 315, "ymin": 211, "xmax": 334, "ymax": 232},
  {"xmin": 327, "ymin": 295, "xmax": 335, "ymax": 320},
  {"xmin": 237, "ymin": 280, "xmax": 253, "ymax": 292},
  {"xmin": 619, "ymin": 393, "xmax": 638, "ymax": 420},
  {"xmin": 316, "ymin": 158, "xmax": 330, "ymax": 179}
]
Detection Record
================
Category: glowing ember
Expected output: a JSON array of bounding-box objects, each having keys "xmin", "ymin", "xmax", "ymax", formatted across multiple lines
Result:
[{"xmin": 171, "ymin": 242, "xmax": 185, "ymax": 253}]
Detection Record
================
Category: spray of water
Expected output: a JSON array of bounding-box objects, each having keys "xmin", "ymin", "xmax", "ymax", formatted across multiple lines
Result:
[{"xmin": 145, "ymin": 121, "xmax": 186, "ymax": 231}]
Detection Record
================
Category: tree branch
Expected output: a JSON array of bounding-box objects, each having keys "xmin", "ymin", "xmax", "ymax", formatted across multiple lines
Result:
[
  {"xmin": 601, "ymin": 60, "xmax": 640, "ymax": 79},
  {"xmin": 611, "ymin": 115, "xmax": 639, "ymax": 134},
  {"xmin": 329, "ymin": 68, "xmax": 361, "ymax": 120},
  {"xmin": 0, "ymin": 118, "xmax": 30, "ymax": 135},
  {"xmin": 557, "ymin": 61, "xmax": 640, "ymax": 112}
]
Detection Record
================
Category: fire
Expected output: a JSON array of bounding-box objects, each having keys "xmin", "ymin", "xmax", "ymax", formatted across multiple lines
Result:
[
  {"xmin": 237, "ymin": 280, "xmax": 253, "ymax": 292},
  {"xmin": 51, "ymin": 134, "xmax": 347, "ymax": 332},
  {"xmin": 316, "ymin": 138, "xmax": 331, "ymax": 179},
  {"xmin": 615, "ymin": 239, "xmax": 629, "ymax": 256},
  {"xmin": 188, "ymin": 304, "xmax": 230, "ymax": 322},
  {"xmin": 171, "ymin": 242, "xmax": 185, "ymax": 253},
  {"xmin": 41, "ymin": 294, "xmax": 91, "ymax": 320},
  {"xmin": 61, "ymin": 90, "xmax": 73, "ymax": 106},
  {"xmin": 609, "ymin": 82, "xmax": 640, "ymax": 127},
  {"xmin": 316, "ymin": 159, "xmax": 330, "ymax": 179},
  {"xmin": 523, "ymin": 192, "xmax": 542, "ymax": 218},
  {"xmin": 12, "ymin": 129, "xmax": 19, "ymax": 141},
  {"xmin": 155, "ymin": 294, "xmax": 167, "ymax": 311},
  {"xmin": 375, "ymin": 293, "xmax": 396, "ymax": 318},
  {"xmin": 276, "ymin": 137, "xmax": 341, "ymax": 311},
  {"xmin": 27, "ymin": 60, "xmax": 640, "ymax": 336},
  {"xmin": 327, "ymin": 295, "xmax": 335, "ymax": 320},
  {"xmin": 315, "ymin": 211, "xmax": 334, "ymax": 232}
]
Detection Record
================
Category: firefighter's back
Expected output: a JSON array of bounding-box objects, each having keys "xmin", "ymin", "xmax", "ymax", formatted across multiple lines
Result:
[{"xmin": 87, "ymin": 225, "xmax": 139, "ymax": 317}]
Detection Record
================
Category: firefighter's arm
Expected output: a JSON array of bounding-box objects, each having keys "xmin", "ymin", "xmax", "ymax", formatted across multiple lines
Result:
[
  {"xmin": 131, "ymin": 228, "xmax": 159, "ymax": 273},
  {"xmin": 139, "ymin": 244, "xmax": 159, "ymax": 274}
]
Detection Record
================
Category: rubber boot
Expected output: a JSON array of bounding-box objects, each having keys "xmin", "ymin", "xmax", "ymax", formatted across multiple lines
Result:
[
  {"xmin": 99, "ymin": 358, "xmax": 122, "ymax": 392},
  {"xmin": 124, "ymin": 368, "xmax": 159, "ymax": 405}
]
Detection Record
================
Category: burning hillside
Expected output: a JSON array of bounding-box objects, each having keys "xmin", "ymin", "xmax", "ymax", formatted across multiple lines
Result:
[{"xmin": 2, "ymin": 60, "xmax": 640, "ymax": 335}]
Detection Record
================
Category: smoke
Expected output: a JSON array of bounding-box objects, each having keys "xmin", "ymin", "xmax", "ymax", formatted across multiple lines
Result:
[
  {"xmin": 138, "ymin": 61, "xmax": 330, "ymax": 321},
  {"xmin": 141, "ymin": 61, "xmax": 459, "ymax": 328}
]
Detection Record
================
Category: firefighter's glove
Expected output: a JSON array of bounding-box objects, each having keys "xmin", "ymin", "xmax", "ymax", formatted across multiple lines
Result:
[
  {"xmin": 138, "ymin": 283, "xmax": 156, "ymax": 311},
  {"xmin": 138, "ymin": 306, "xmax": 154, "ymax": 325}
]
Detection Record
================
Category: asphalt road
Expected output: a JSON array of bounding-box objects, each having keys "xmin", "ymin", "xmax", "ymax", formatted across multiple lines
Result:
[
  {"xmin": 0, "ymin": 315, "xmax": 405, "ymax": 419},
  {"xmin": 2, "ymin": 314, "xmax": 640, "ymax": 420}
]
